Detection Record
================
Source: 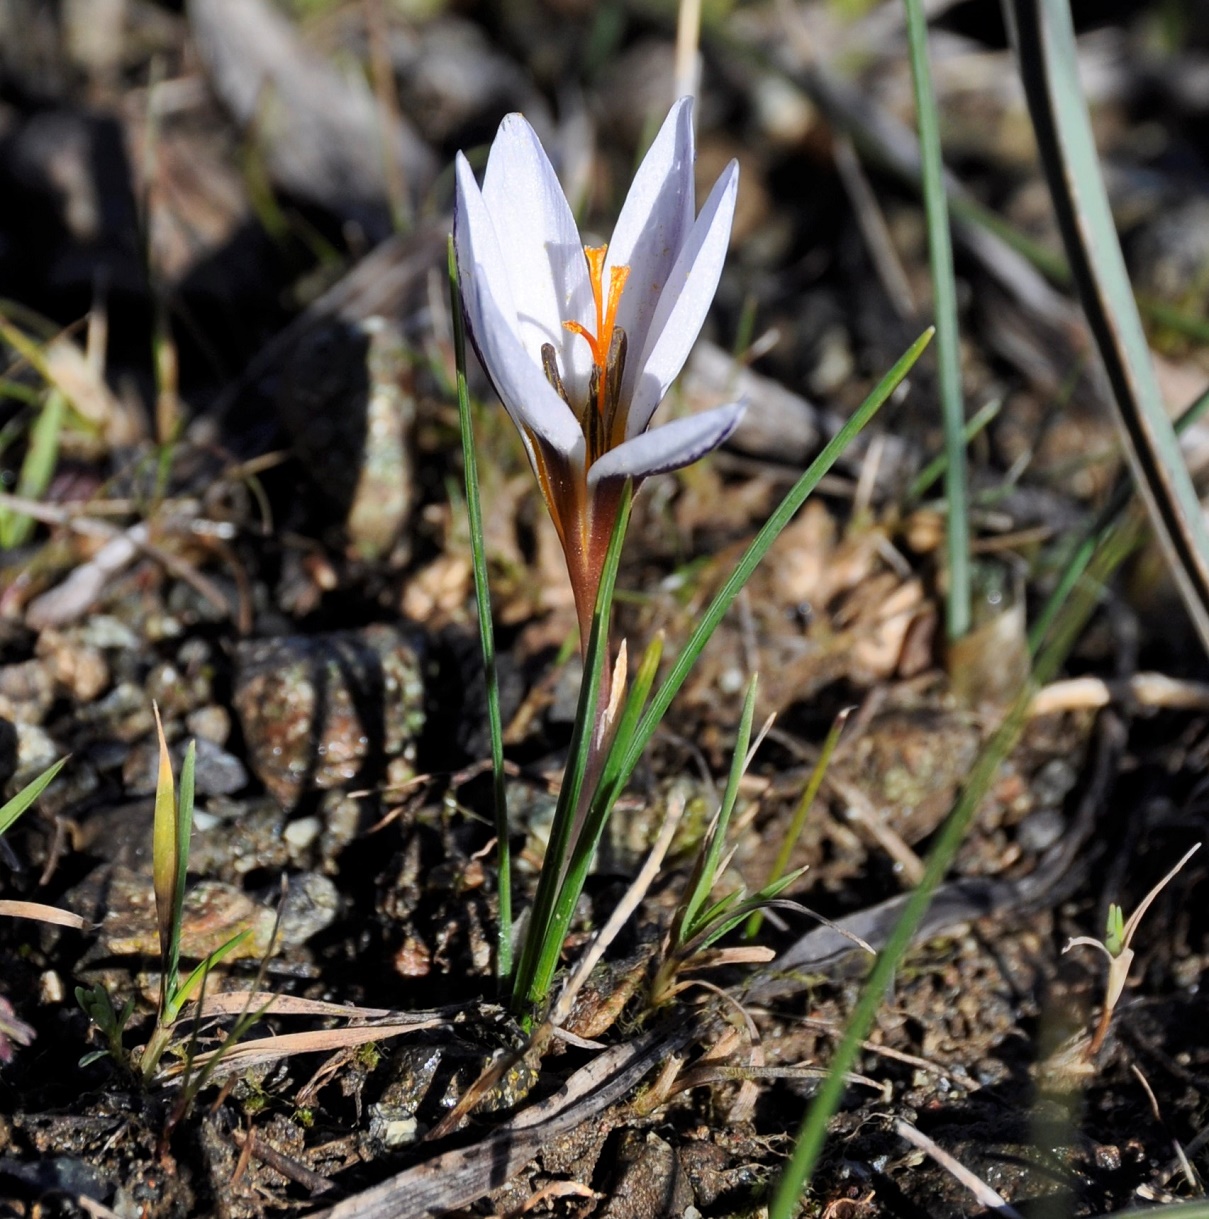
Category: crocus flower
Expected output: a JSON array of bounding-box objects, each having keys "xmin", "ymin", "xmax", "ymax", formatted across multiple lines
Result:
[{"xmin": 454, "ymin": 98, "xmax": 744, "ymax": 642}]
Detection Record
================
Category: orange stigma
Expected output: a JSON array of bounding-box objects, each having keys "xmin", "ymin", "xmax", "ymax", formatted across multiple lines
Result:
[{"xmin": 564, "ymin": 245, "xmax": 630, "ymax": 415}]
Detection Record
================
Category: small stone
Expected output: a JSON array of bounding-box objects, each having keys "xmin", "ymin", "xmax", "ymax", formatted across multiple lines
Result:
[
  {"xmin": 233, "ymin": 626, "xmax": 424, "ymax": 810},
  {"xmin": 123, "ymin": 736, "xmax": 248, "ymax": 798},
  {"xmin": 14, "ymin": 722, "xmax": 60, "ymax": 784},
  {"xmin": 394, "ymin": 933, "xmax": 431, "ymax": 978},
  {"xmin": 1017, "ymin": 807, "xmax": 1065, "ymax": 854},
  {"xmin": 188, "ymin": 801, "xmax": 290, "ymax": 879},
  {"xmin": 75, "ymin": 614, "xmax": 139, "ymax": 651},
  {"xmin": 275, "ymin": 316, "xmax": 416, "ymax": 560},
  {"xmin": 0, "ymin": 660, "xmax": 55, "ymax": 725},
  {"xmin": 95, "ymin": 868, "xmax": 277, "ymax": 961},
  {"xmin": 81, "ymin": 682, "xmax": 155, "ymax": 742},
  {"xmin": 35, "ymin": 630, "xmax": 109, "ymax": 702},
  {"xmin": 283, "ymin": 816, "xmax": 321, "ymax": 853},
  {"xmin": 274, "ymin": 872, "xmax": 340, "ymax": 946},
  {"xmin": 808, "ymin": 325, "xmax": 855, "ymax": 396},
  {"xmin": 186, "ymin": 705, "xmax": 231, "ymax": 747}
]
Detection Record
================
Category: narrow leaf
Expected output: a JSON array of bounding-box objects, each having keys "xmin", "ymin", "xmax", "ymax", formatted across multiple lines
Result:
[
  {"xmin": 0, "ymin": 388, "xmax": 65, "ymax": 549},
  {"xmin": 680, "ymin": 674, "xmax": 759, "ymax": 940},
  {"xmin": 1011, "ymin": 0, "xmax": 1209, "ymax": 654},
  {"xmin": 167, "ymin": 929, "xmax": 254, "ymax": 1022},
  {"xmin": 748, "ymin": 708, "xmax": 848, "ymax": 939},
  {"xmin": 0, "ymin": 755, "xmax": 68, "ymax": 837},
  {"xmin": 593, "ymin": 329, "xmax": 934, "ymax": 843},
  {"xmin": 904, "ymin": 0, "xmax": 969, "ymax": 640},
  {"xmin": 151, "ymin": 702, "xmax": 178, "ymax": 986}
]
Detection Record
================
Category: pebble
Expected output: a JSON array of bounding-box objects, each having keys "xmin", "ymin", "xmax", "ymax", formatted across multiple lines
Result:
[
  {"xmin": 14, "ymin": 722, "xmax": 60, "ymax": 783},
  {"xmin": 233, "ymin": 625, "xmax": 424, "ymax": 810},
  {"xmin": 1017, "ymin": 807, "xmax": 1065, "ymax": 854},
  {"xmin": 122, "ymin": 736, "xmax": 248, "ymax": 798},
  {"xmin": 275, "ymin": 316, "xmax": 416, "ymax": 561},
  {"xmin": 34, "ymin": 630, "xmax": 109, "ymax": 702},
  {"xmin": 274, "ymin": 872, "xmax": 340, "ymax": 946},
  {"xmin": 186, "ymin": 705, "xmax": 231, "ymax": 747},
  {"xmin": 0, "ymin": 660, "xmax": 55, "ymax": 725},
  {"xmin": 90, "ymin": 866, "xmax": 337, "ymax": 959}
]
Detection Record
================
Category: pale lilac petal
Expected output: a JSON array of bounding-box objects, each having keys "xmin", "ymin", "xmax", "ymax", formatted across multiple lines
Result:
[
  {"xmin": 460, "ymin": 247, "xmax": 585, "ymax": 465},
  {"xmin": 626, "ymin": 161, "xmax": 739, "ymax": 439},
  {"xmin": 481, "ymin": 114, "xmax": 594, "ymax": 404},
  {"xmin": 454, "ymin": 153, "xmax": 519, "ymax": 349},
  {"xmin": 587, "ymin": 402, "xmax": 744, "ymax": 487},
  {"xmin": 605, "ymin": 97, "xmax": 695, "ymax": 403}
]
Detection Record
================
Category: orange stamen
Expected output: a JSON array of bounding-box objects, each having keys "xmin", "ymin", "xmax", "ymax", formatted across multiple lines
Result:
[{"xmin": 564, "ymin": 245, "xmax": 630, "ymax": 417}]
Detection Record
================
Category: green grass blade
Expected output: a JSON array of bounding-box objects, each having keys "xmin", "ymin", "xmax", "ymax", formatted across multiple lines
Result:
[
  {"xmin": 1011, "ymin": 0, "xmax": 1209, "ymax": 654},
  {"xmin": 907, "ymin": 397, "xmax": 1001, "ymax": 502},
  {"xmin": 168, "ymin": 740, "xmax": 197, "ymax": 995},
  {"xmin": 0, "ymin": 388, "xmax": 65, "ymax": 549},
  {"xmin": 0, "ymin": 756, "xmax": 68, "ymax": 837},
  {"xmin": 680, "ymin": 675, "xmax": 759, "ymax": 940},
  {"xmin": 167, "ymin": 928, "xmax": 253, "ymax": 1022},
  {"xmin": 448, "ymin": 237, "xmax": 512, "ymax": 983},
  {"xmin": 512, "ymin": 482, "xmax": 634, "ymax": 1013},
  {"xmin": 747, "ymin": 708, "xmax": 848, "ymax": 940},
  {"xmin": 903, "ymin": 0, "xmax": 969, "ymax": 641}
]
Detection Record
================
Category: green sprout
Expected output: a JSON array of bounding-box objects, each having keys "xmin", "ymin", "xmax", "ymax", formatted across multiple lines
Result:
[{"xmin": 1064, "ymin": 843, "xmax": 1200, "ymax": 1058}]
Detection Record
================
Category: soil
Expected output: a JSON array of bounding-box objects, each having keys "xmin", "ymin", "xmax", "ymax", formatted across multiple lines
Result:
[{"xmin": 1, "ymin": 2, "xmax": 1209, "ymax": 1217}]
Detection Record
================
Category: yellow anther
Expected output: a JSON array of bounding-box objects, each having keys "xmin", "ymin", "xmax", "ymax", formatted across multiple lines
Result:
[{"xmin": 564, "ymin": 245, "xmax": 630, "ymax": 417}]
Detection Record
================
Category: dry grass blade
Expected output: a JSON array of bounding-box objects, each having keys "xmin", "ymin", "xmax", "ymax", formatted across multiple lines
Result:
[
  {"xmin": 0, "ymin": 901, "xmax": 92, "ymax": 931},
  {"xmin": 195, "ymin": 992, "xmax": 451, "ymax": 1021},
  {"xmin": 158, "ymin": 1017, "xmax": 444, "ymax": 1081},
  {"xmin": 894, "ymin": 1118, "xmax": 1025, "ymax": 1219}
]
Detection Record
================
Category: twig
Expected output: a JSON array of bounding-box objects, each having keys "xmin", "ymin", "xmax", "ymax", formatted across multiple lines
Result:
[
  {"xmin": 234, "ymin": 1127, "xmax": 337, "ymax": 1197},
  {"xmin": 833, "ymin": 134, "xmax": 915, "ymax": 318},
  {"xmin": 894, "ymin": 1117, "xmax": 1025, "ymax": 1218}
]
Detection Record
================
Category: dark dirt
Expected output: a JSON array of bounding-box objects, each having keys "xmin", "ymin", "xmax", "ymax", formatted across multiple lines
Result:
[{"xmin": 1, "ymin": 1, "xmax": 1209, "ymax": 1217}]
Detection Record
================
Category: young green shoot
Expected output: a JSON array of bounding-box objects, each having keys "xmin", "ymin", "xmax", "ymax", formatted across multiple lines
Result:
[
  {"xmin": 747, "ymin": 707, "xmax": 849, "ymax": 940},
  {"xmin": 1064, "ymin": 842, "xmax": 1200, "ymax": 1057},
  {"xmin": 0, "ymin": 387, "xmax": 65, "ymax": 550},
  {"xmin": 76, "ymin": 983, "xmax": 136, "ymax": 1069},
  {"xmin": 652, "ymin": 676, "xmax": 795, "ymax": 1004},
  {"xmin": 0, "ymin": 756, "xmax": 68, "ymax": 838},
  {"xmin": 141, "ymin": 706, "xmax": 250, "ymax": 1081}
]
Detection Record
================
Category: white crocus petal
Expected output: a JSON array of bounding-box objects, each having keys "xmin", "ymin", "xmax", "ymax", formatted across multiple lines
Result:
[
  {"xmin": 605, "ymin": 97, "xmax": 696, "ymax": 403},
  {"xmin": 466, "ymin": 255, "xmax": 585, "ymax": 463},
  {"xmin": 481, "ymin": 114, "xmax": 595, "ymax": 401},
  {"xmin": 626, "ymin": 160, "xmax": 739, "ymax": 439},
  {"xmin": 454, "ymin": 153, "xmax": 520, "ymax": 344},
  {"xmin": 587, "ymin": 402, "xmax": 745, "ymax": 487},
  {"xmin": 455, "ymin": 150, "xmax": 582, "ymax": 459}
]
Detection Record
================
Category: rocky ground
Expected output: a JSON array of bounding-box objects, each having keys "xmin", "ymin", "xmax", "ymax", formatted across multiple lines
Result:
[{"xmin": 2, "ymin": 1, "xmax": 1209, "ymax": 1216}]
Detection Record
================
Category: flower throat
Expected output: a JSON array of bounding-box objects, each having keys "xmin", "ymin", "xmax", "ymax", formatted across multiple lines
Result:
[{"xmin": 541, "ymin": 244, "xmax": 631, "ymax": 465}]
